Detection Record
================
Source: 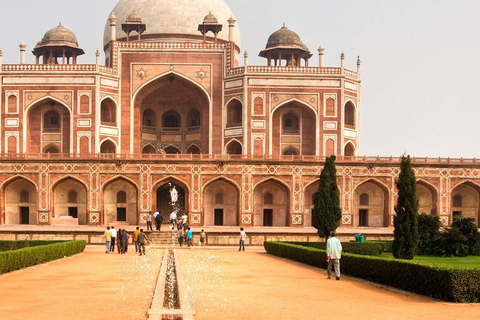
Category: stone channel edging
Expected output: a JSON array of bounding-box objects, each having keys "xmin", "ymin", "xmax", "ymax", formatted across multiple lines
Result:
[{"xmin": 148, "ymin": 249, "xmax": 195, "ymax": 320}]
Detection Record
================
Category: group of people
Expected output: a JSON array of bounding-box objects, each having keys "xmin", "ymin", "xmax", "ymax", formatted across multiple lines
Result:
[
  {"xmin": 104, "ymin": 226, "xmax": 149, "ymax": 256},
  {"xmin": 103, "ymin": 226, "xmax": 130, "ymax": 254}
]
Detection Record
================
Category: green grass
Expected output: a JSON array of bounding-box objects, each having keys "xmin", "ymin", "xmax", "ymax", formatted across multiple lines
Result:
[{"xmin": 381, "ymin": 253, "xmax": 480, "ymax": 268}]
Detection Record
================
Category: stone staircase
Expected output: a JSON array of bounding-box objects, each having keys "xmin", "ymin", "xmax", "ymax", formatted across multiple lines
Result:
[{"xmin": 148, "ymin": 231, "xmax": 178, "ymax": 246}]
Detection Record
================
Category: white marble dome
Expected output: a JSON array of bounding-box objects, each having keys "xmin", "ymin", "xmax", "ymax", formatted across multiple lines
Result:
[{"xmin": 103, "ymin": 0, "xmax": 241, "ymax": 47}]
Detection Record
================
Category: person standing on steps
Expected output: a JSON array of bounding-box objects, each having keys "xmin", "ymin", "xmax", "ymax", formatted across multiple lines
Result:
[
  {"xmin": 170, "ymin": 211, "xmax": 177, "ymax": 230},
  {"xmin": 155, "ymin": 210, "xmax": 163, "ymax": 231},
  {"xmin": 187, "ymin": 227, "xmax": 193, "ymax": 247},
  {"xmin": 146, "ymin": 211, "xmax": 153, "ymax": 231},
  {"xmin": 137, "ymin": 229, "xmax": 149, "ymax": 256},
  {"xmin": 326, "ymin": 231, "xmax": 343, "ymax": 280},
  {"xmin": 239, "ymin": 227, "xmax": 246, "ymax": 251}
]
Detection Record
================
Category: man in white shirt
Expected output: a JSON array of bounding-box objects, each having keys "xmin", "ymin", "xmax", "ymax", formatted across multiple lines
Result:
[
  {"xmin": 326, "ymin": 231, "xmax": 342, "ymax": 280},
  {"xmin": 110, "ymin": 226, "xmax": 117, "ymax": 253},
  {"xmin": 238, "ymin": 227, "xmax": 246, "ymax": 251},
  {"xmin": 170, "ymin": 211, "xmax": 177, "ymax": 230}
]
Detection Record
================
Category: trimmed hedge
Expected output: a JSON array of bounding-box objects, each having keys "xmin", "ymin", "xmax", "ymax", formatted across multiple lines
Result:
[
  {"xmin": 264, "ymin": 241, "xmax": 480, "ymax": 303},
  {"xmin": 288, "ymin": 241, "xmax": 385, "ymax": 256},
  {"xmin": 0, "ymin": 240, "xmax": 86, "ymax": 274},
  {"xmin": 0, "ymin": 240, "xmax": 65, "ymax": 252}
]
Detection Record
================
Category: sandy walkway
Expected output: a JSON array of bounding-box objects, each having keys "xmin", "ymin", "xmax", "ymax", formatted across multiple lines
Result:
[
  {"xmin": 0, "ymin": 246, "xmax": 478, "ymax": 320},
  {"xmin": 177, "ymin": 248, "xmax": 480, "ymax": 320},
  {"xmin": 0, "ymin": 246, "xmax": 163, "ymax": 320}
]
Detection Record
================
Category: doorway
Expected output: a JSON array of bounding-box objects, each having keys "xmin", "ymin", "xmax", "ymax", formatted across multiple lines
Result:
[
  {"xmin": 20, "ymin": 207, "xmax": 29, "ymax": 225},
  {"xmin": 156, "ymin": 182, "xmax": 186, "ymax": 223},
  {"xmin": 214, "ymin": 209, "xmax": 224, "ymax": 226},
  {"xmin": 359, "ymin": 209, "xmax": 368, "ymax": 227},
  {"xmin": 117, "ymin": 208, "xmax": 127, "ymax": 222},
  {"xmin": 68, "ymin": 207, "xmax": 78, "ymax": 219},
  {"xmin": 263, "ymin": 209, "xmax": 273, "ymax": 226}
]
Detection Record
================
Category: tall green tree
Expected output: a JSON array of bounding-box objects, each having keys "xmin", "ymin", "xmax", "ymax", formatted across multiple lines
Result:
[
  {"xmin": 393, "ymin": 155, "xmax": 419, "ymax": 259},
  {"xmin": 312, "ymin": 155, "xmax": 342, "ymax": 241}
]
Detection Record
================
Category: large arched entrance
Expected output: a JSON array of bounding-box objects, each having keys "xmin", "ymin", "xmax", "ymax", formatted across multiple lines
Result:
[
  {"xmin": 203, "ymin": 179, "xmax": 239, "ymax": 226},
  {"xmin": 154, "ymin": 180, "xmax": 187, "ymax": 224},
  {"xmin": 134, "ymin": 74, "xmax": 210, "ymax": 154},
  {"xmin": 253, "ymin": 179, "xmax": 290, "ymax": 226},
  {"xmin": 353, "ymin": 180, "xmax": 389, "ymax": 227},
  {"xmin": 272, "ymin": 101, "xmax": 317, "ymax": 156},
  {"xmin": 52, "ymin": 178, "xmax": 88, "ymax": 225},
  {"xmin": 451, "ymin": 182, "xmax": 480, "ymax": 226},
  {"xmin": 26, "ymin": 98, "xmax": 71, "ymax": 154},
  {"xmin": 103, "ymin": 178, "xmax": 138, "ymax": 225},
  {"xmin": 3, "ymin": 178, "xmax": 37, "ymax": 225}
]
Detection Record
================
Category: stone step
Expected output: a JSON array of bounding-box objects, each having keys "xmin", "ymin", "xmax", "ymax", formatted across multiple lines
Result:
[{"xmin": 148, "ymin": 232, "xmax": 178, "ymax": 245}]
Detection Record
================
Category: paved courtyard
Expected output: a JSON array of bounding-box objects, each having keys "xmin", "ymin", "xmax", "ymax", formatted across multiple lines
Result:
[{"xmin": 0, "ymin": 245, "xmax": 478, "ymax": 319}]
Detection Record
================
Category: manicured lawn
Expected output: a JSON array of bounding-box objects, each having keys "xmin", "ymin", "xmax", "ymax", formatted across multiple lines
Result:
[{"xmin": 381, "ymin": 253, "xmax": 480, "ymax": 268}]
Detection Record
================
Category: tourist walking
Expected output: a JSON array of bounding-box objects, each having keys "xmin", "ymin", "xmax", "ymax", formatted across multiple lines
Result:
[
  {"xmin": 133, "ymin": 227, "xmax": 141, "ymax": 253},
  {"xmin": 137, "ymin": 229, "xmax": 149, "ymax": 255},
  {"xmin": 239, "ymin": 227, "xmax": 246, "ymax": 251},
  {"xmin": 326, "ymin": 231, "xmax": 343, "ymax": 280},
  {"xmin": 104, "ymin": 227, "xmax": 112, "ymax": 254},
  {"xmin": 155, "ymin": 211, "xmax": 163, "ymax": 231},
  {"xmin": 146, "ymin": 211, "xmax": 153, "ymax": 231},
  {"xmin": 181, "ymin": 213, "xmax": 188, "ymax": 230},
  {"xmin": 110, "ymin": 226, "xmax": 117, "ymax": 252},
  {"xmin": 187, "ymin": 227, "xmax": 193, "ymax": 247},
  {"xmin": 170, "ymin": 211, "xmax": 177, "ymax": 230},
  {"xmin": 121, "ymin": 229, "xmax": 129, "ymax": 253},
  {"xmin": 116, "ymin": 228, "xmax": 123, "ymax": 254},
  {"xmin": 200, "ymin": 229, "xmax": 206, "ymax": 248}
]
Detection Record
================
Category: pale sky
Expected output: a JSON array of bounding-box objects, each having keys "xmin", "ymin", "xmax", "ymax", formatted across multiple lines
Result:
[{"xmin": 1, "ymin": 0, "xmax": 479, "ymax": 158}]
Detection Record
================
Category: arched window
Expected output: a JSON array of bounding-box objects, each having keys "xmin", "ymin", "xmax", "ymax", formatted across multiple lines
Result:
[
  {"xmin": 20, "ymin": 190, "xmax": 29, "ymax": 203},
  {"xmin": 253, "ymin": 97, "xmax": 263, "ymax": 115},
  {"xmin": 101, "ymin": 99, "xmax": 116, "ymax": 125},
  {"xmin": 360, "ymin": 193, "xmax": 369, "ymax": 206},
  {"xmin": 186, "ymin": 145, "xmax": 201, "ymax": 154},
  {"xmin": 227, "ymin": 100, "xmax": 243, "ymax": 125},
  {"xmin": 100, "ymin": 140, "xmax": 116, "ymax": 154},
  {"xmin": 326, "ymin": 98, "xmax": 335, "ymax": 117},
  {"xmin": 453, "ymin": 194, "xmax": 463, "ymax": 207},
  {"xmin": 162, "ymin": 110, "xmax": 181, "ymax": 130},
  {"xmin": 163, "ymin": 146, "xmax": 181, "ymax": 154},
  {"xmin": 44, "ymin": 110, "xmax": 60, "ymax": 132},
  {"xmin": 187, "ymin": 108, "xmax": 201, "ymax": 128},
  {"xmin": 283, "ymin": 148, "xmax": 298, "ymax": 156},
  {"xmin": 117, "ymin": 191, "xmax": 127, "ymax": 204},
  {"xmin": 226, "ymin": 141, "xmax": 242, "ymax": 155},
  {"xmin": 283, "ymin": 113, "xmax": 299, "ymax": 134},
  {"xmin": 142, "ymin": 108, "xmax": 156, "ymax": 128},
  {"xmin": 68, "ymin": 190, "xmax": 78, "ymax": 203},
  {"xmin": 264, "ymin": 193, "xmax": 273, "ymax": 205},
  {"xmin": 345, "ymin": 101, "xmax": 355, "ymax": 127},
  {"xmin": 344, "ymin": 143, "xmax": 355, "ymax": 157},
  {"xmin": 44, "ymin": 145, "xmax": 60, "ymax": 154},
  {"xmin": 142, "ymin": 145, "xmax": 157, "ymax": 154},
  {"xmin": 215, "ymin": 192, "xmax": 224, "ymax": 204},
  {"xmin": 325, "ymin": 139, "xmax": 335, "ymax": 156}
]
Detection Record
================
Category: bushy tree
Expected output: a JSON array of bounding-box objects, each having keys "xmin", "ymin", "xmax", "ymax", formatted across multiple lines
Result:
[
  {"xmin": 451, "ymin": 216, "xmax": 480, "ymax": 255},
  {"xmin": 435, "ymin": 227, "xmax": 468, "ymax": 257},
  {"xmin": 393, "ymin": 155, "xmax": 419, "ymax": 260},
  {"xmin": 312, "ymin": 155, "xmax": 341, "ymax": 240},
  {"xmin": 417, "ymin": 213, "xmax": 441, "ymax": 255}
]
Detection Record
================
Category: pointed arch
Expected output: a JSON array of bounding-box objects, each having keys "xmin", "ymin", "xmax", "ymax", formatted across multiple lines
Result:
[
  {"xmin": 51, "ymin": 175, "xmax": 89, "ymax": 193},
  {"xmin": 102, "ymin": 176, "xmax": 139, "ymax": 225},
  {"xmin": 253, "ymin": 178, "xmax": 291, "ymax": 227},
  {"xmin": 344, "ymin": 100, "xmax": 356, "ymax": 127},
  {"xmin": 353, "ymin": 178, "xmax": 390, "ymax": 227},
  {"xmin": 225, "ymin": 139, "xmax": 243, "ymax": 155},
  {"xmin": 202, "ymin": 176, "xmax": 241, "ymax": 194},
  {"xmin": 186, "ymin": 144, "xmax": 201, "ymax": 154},
  {"xmin": 2, "ymin": 176, "xmax": 38, "ymax": 225},
  {"xmin": 344, "ymin": 141, "xmax": 356, "ymax": 157},
  {"xmin": 101, "ymin": 175, "xmax": 140, "ymax": 192},
  {"xmin": 142, "ymin": 144, "xmax": 157, "ymax": 154},
  {"xmin": 152, "ymin": 176, "xmax": 191, "ymax": 194},
  {"xmin": 99, "ymin": 138, "xmax": 118, "ymax": 154},
  {"xmin": 203, "ymin": 176, "xmax": 240, "ymax": 226},
  {"xmin": 273, "ymin": 97, "xmax": 318, "ymax": 116},
  {"xmin": 450, "ymin": 180, "xmax": 480, "ymax": 226},
  {"xmin": 163, "ymin": 145, "xmax": 182, "ymax": 154},
  {"xmin": 254, "ymin": 177, "xmax": 292, "ymax": 193},
  {"xmin": 1, "ymin": 175, "xmax": 38, "ymax": 193},
  {"xmin": 100, "ymin": 97, "xmax": 117, "ymax": 125}
]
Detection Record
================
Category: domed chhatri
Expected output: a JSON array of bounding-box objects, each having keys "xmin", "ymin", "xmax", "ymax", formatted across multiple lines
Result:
[
  {"xmin": 104, "ymin": 0, "xmax": 240, "ymax": 47},
  {"xmin": 198, "ymin": 11, "xmax": 223, "ymax": 42},
  {"xmin": 259, "ymin": 23, "xmax": 312, "ymax": 67},
  {"xmin": 126, "ymin": 10, "xmax": 142, "ymax": 23},
  {"xmin": 38, "ymin": 23, "xmax": 80, "ymax": 47},
  {"xmin": 32, "ymin": 22, "xmax": 84, "ymax": 65},
  {"xmin": 122, "ymin": 10, "xmax": 147, "ymax": 41}
]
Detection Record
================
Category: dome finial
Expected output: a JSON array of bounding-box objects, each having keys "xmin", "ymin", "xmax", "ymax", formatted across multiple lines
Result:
[
  {"xmin": 282, "ymin": 22, "xmax": 286, "ymax": 28},
  {"xmin": 59, "ymin": 21, "xmax": 62, "ymax": 27}
]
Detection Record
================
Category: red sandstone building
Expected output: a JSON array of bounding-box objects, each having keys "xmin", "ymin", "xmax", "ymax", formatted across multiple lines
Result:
[{"xmin": 0, "ymin": 0, "xmax": 478, "ymax": 229}]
